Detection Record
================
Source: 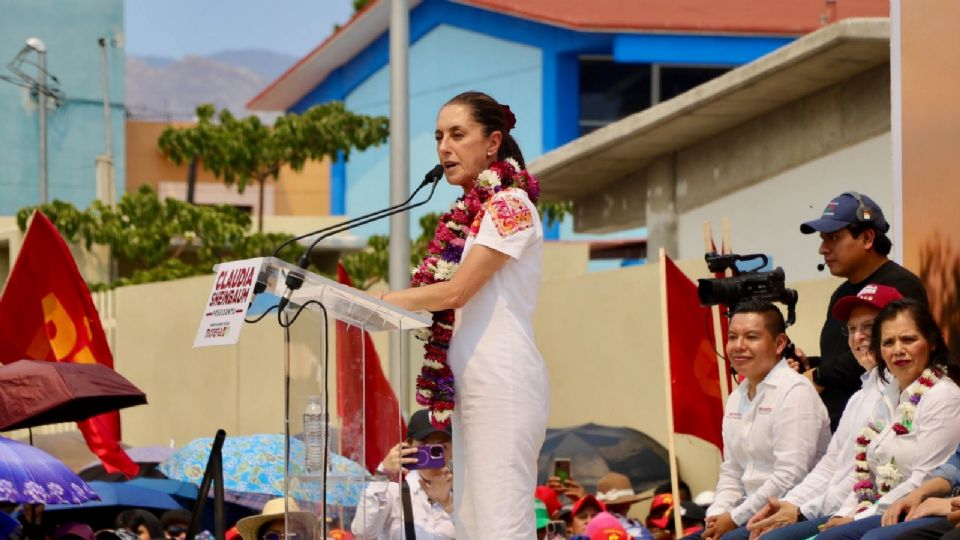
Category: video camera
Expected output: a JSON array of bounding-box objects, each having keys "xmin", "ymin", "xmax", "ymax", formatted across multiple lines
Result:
[{"xmin": 697, "ymin": 252, "xmax": 798, "ymax": 327}]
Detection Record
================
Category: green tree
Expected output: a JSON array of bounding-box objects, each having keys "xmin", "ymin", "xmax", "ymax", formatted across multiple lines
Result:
[
  {"xmin": 16, "ymin": 186, "xmax": 305, "ymax": 290},
  {"xmin": 158, "ymin": 103, "xmax": 389, "ymax": 232}
]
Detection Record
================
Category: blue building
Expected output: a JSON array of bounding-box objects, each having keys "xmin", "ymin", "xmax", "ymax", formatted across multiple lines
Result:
[
  {"xmin": 249, "ymin": 0, "xmax": 881, "ymax": 241},
  {"xmin": 0, "ymin": 0, "xmax": 125, "ymax": 216}
]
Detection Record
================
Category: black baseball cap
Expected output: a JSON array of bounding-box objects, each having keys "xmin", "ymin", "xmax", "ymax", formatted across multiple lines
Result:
[
  {"xmin": 407, "ymin": 409, "xmax": 452, "ymax": 441},
  {"xmin": 800, "ymin": 192, "xmax": 889, "ymax": 234}
]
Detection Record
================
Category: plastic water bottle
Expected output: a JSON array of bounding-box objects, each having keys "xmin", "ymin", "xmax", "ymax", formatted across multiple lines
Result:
[{"xmin": 303, "ymin": 395, "xmax": 326, "ymax": 477}]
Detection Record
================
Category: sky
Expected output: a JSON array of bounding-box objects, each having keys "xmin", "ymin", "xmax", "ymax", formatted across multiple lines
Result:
[{"xmin": 124, "ymin": 0, "xmax": 355, "ymax": 59}]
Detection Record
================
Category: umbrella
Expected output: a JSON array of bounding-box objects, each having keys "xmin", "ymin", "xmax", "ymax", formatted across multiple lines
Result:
[
  {"xmin": 0, "ymin": 435, "xmax": 100, "ymax": 504},
  {"xmin": 44, "ymin": 480, "xmax": 183, "ymax": 512},
  {"xmin": 159, "ymin": 434, "xmax": 368, "ymax": 506},
  {"xmin": 79, "ymin": 445, "xmax": 176, "ymax": 481},
  {"xmin": 536, "ymin": 423, "xmax": 670, "ymax": 494},
  {"xmin": 0, "ymin": 359, "xmax": 147, "ymax": 431}
]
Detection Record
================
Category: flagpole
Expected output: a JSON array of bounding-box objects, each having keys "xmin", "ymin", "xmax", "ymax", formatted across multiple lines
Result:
[
  {"xmin": 658, "ymin": 247, "xmax": 685, "ymax": 536},
  {"xmin": 703, "ymin": 221, "xmax": 730, "ymax": 404}
]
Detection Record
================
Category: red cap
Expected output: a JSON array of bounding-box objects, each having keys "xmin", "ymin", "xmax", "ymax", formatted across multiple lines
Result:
[
  {"xmin": 572, "ymin": 494, "xmax": 606, "ymax": 516},
  {"xmin": 646, "ymin": 493, "xmax": 675, "ymax": 529},
  {"xmin": 535, "ymin": 485, "xmax": 562, "ymax": 518},
  {"xmin": 832, "ymin": 284, "xmax": 903, "ymax": 321}
]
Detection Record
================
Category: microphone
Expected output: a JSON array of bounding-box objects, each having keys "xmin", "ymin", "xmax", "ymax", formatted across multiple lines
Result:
[
  {"xmin": 256, "ymin": 164, "xmax": 443, "ymax": 296},
  {"xmin": 817, "ymin": 263, "xmax": 826, "ymax": 272},
  {"xmin": 276, "ymin": 165, "xmax": 444, "ymax": 311},
  {"xmin": 270, "ymin": 164, "xmax": 443, "ymax": 258}
]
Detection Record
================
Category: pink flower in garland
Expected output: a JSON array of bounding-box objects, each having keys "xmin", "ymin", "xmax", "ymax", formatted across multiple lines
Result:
[{"xmin": 410, "ymin": 159, "xmax": 539, "ymax": 427}]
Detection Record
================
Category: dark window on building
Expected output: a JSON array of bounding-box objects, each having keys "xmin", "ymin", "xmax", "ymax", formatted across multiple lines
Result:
[
  {"xmin": 659, "ymin": 65, "xmax": 731, "ymax": 101},
  {"xmin": 578, "ymin": 58, "xmax": 731, "ymax": 135},
  {"xmin": 579, "ymin": 58, "xmax": 651, "ymax": 136}
]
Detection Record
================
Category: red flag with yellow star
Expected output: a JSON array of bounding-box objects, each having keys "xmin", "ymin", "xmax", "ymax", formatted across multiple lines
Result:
[{"xmin": 0, "ymin": 211, "xmax": 139, "ymax": 477}]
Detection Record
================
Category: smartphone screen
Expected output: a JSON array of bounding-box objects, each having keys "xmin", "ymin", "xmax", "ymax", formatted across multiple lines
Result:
[{"xmin": 553, "ymin": 458, "xmax": 571, "ymax": 483}]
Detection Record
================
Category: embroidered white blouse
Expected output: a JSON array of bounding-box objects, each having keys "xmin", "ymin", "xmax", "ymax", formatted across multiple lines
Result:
[{"xmin": 834, "ymin": 375, "xmax": 960, "ymax": 519}]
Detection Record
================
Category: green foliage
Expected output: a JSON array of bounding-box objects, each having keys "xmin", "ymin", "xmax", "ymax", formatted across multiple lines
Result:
[
  {"xmin": 158, "ymin": 103, "xmax": 389, "ymax": 194},
  {"xmin": 538, "ymin": 200, "xmax": 573, "ymax": 228},
  {"xmin": 339, "ymin": 213, "xmax": 440, "ymax": 290},
  {"xmin": 16, "ymin": 186, "xmax": 304, "ymax": 290}
]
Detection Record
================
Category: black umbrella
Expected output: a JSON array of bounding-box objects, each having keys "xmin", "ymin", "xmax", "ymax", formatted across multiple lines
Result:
[
  {"xmin": 537, "ymin": 423, "xmax": 670, "ymax": 494},
  {"xmin": 0, "ymin": 359, "xmax": 146, "ymax": 431}
]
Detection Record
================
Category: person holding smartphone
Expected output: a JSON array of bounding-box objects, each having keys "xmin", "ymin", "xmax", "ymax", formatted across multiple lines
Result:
[{"xmin": 351, "ymin": 409, "xmax": 455, "ymax": 540}]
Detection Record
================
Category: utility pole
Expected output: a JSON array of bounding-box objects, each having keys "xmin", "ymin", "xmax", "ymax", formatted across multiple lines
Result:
[
  {"xmin": 388, "ymin": 0, "xmax": 411, "ymax": 413},
  {"xmin": 97, "ymin": 37, "xmax": 116, "ymax": 207},
  {"xmin": 26, "ymin": 38, "xmax": 48, "ymax": 204}
]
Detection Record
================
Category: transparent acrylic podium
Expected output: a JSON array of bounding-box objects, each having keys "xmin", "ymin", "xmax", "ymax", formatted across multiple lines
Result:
[{"xmin": 248, "ymin": 256, "xmax": 431, "ymax": 539}]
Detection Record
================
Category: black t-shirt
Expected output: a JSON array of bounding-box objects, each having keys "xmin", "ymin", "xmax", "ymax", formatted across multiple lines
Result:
[{"xmin": 813, "ymin": 260, "xmax": 928, "ymax": 431}]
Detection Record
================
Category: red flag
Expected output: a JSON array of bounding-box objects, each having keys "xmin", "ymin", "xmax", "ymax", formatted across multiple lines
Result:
[
  {"xmin": 663, "ymin": 255, "xmax": 724, "ymax": 451},
  {"xmin": 335, "ymin": 263, "xmax": 405, "ymax": 474},
  {"xmin": 0, "ymin": 211, "xmax": 140, "ymax": 477}
]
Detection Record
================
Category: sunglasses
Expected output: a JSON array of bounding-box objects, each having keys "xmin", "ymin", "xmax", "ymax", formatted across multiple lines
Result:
[{"xmin": 166, "ymin": 526, "xmax": 186, "ymax": 536}]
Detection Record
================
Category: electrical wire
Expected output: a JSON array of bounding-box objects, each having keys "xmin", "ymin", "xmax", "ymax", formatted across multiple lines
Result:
[
  {"xmin": 276, "ymin": 299, "xmax": 331, "ymax": 536},
  {"xmin": 244, "ymin": 304, "xmax": 278, "ymax": 323}
]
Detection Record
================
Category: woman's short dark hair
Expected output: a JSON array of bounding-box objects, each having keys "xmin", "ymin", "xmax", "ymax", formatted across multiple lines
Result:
[
  {"xmin": 870, "ymin": 298, "xmax": 960, "ymax": 384},
  {"xmin": 444, "ymin": 91, "xmax": 525, "ymax": 168}
]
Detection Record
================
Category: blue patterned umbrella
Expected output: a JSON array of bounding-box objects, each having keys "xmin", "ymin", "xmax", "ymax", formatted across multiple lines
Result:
[
  {"xmin": 159, "ymin": 434, "xmax": 368, "ymax": 506},
  {"xmin": 0, "ymin": 435, "xmax": 99, "ymax": 504}
]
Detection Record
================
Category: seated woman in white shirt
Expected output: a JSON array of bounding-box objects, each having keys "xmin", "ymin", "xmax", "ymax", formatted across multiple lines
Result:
[
  {"xmin": 745, "ymin": 284, "xmax": 904, "ymax": 540},
  {"xmin": 351, "ymin": 409, "xmax": 455, "ymax": 540},
  {"xmin": 812, "ymin": 299, "xmax": 960, "ymax": 540},
  {"xmin": 691, "ymin": 300, "xmax": 832, "ymax": 540}
]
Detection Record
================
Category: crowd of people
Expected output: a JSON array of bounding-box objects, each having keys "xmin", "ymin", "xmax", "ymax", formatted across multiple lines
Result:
[{"xmin": 5, "ymin": 86, "xmax": 957, "ymax": 540}]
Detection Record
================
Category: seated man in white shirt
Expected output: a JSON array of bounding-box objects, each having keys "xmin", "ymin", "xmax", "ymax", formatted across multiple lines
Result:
[
  {"xmin": 693, "ymin": 300, "xmax": 832, "ymax": 540},
  {"xmin": 351, "ymin": 409, "xmax": 455, "ymax": 540}
]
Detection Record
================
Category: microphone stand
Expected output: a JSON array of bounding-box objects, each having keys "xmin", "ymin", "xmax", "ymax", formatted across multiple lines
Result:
[{"xmin": 277, "ymin": 169, "xmax": 443, "ymax": 313}]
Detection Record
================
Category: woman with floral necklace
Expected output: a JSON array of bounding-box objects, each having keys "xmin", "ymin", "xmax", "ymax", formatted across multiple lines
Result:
[
  {"xmin": 380, "ymin": 91, "xmax": 548, "ymax": 539},
  {"xmin": 813, "ymin": 299, "xmax": 960, "ymax": 540}
]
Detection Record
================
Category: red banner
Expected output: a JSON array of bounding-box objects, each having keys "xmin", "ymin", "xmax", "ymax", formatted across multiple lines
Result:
[
  {"xmin": 0, "ymin": 211, "xmax": 139, "ymax": 477},
  {"xmin": 663, "ymin": 255, "xmax": 724, "ymax": 451},
  {"xmin": 335, "ymin": 263, "xmax": 405, "ymax": 474}
]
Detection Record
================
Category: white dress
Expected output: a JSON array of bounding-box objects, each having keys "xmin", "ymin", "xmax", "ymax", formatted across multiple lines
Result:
[{"xmin": 447, "ymin": 188, "xmax": 549, "ymax": 539}]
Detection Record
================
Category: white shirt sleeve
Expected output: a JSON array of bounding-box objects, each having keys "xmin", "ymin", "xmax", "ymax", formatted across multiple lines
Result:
[
  {"xmin": 473, "ymin": 190, "xmax": 539, "ymax": 260},
  {"xmin": 351, "ymin": 480, "xmax": 397, "ymax": 539},
  {"xmin": 784, "ymin": 389, "xmax": 863, "ymax": 516},
  {"xmin": 729, "ymin": 384, "xmax": 829, "ymax": 525},
  {"xmin": 708, "ymin": 398, "xmax": 746, "ymax": 518}
]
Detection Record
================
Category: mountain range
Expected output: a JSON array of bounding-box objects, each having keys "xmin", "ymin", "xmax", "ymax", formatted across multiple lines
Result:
[{"xmin": 125, "ymin": 49, "xmax": 298, "ymax": 120}]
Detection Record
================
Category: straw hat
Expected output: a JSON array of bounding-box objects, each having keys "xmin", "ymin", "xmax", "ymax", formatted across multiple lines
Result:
[
  {"xmin": 235, "ymin": 498, "xmax": 317, "ymax": 540},
  {"xmin": 595, "ymin": 473, "xmax": 648, "ymax": 506}
]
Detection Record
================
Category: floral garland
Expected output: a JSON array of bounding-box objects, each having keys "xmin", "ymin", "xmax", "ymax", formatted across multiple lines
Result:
[
  {"xmin": 410, "ymin": 158, "xmax": 540, "ymax": 427},
  {"xmin": 852, "ymin": 366, "xmax": 943, "ymax": 513}
]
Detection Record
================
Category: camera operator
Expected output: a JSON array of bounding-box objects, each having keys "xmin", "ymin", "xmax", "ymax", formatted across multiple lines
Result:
[
  {"xmin": 798, "ymin": 191, "xmax": 927, "ymax": 431},
  {"xmin": 351, "ymin": 409, "xmax": 454, "ymax": 540}
]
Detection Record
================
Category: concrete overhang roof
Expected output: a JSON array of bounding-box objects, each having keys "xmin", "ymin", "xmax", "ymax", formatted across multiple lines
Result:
[{"xmin": 530, "ymin": 17, "xmax": 891, "ymax": 202}]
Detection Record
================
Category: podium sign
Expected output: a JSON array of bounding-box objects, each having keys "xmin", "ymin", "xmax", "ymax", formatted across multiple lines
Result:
[{"xmin": 193, "ymin": 258, "xmax": 263, "ymax": 347}]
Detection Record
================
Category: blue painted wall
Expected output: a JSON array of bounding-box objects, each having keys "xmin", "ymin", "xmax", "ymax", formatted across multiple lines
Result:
[
  {"xmin": 342, "ymin": 24, "xmax": 542, "ymax": 237},
  {"xmin": 0, "ymin": 0, "xmax": 125, "ymax": 215}
]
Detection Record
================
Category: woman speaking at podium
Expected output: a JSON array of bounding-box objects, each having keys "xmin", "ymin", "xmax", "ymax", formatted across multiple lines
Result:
[{"xmin": 381, "ymin": 91, "xmax": 548, "ymax": 539}]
